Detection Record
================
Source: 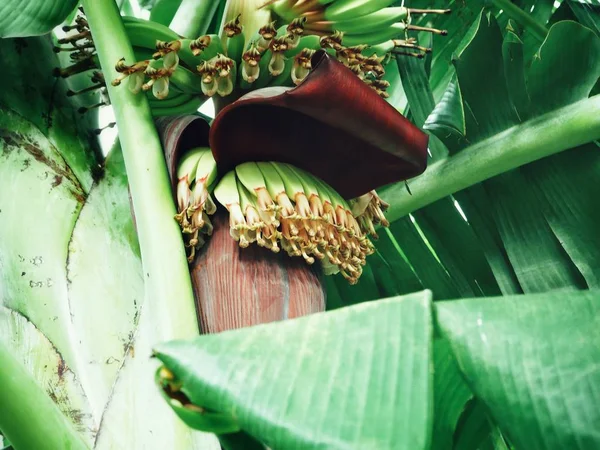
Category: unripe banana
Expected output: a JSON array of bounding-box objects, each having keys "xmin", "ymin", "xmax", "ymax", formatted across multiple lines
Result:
[
  {"xmin": 213, "ymin": 170, "xmax": 240, "ymax": 208},
  {"xmin": 148, "ymin": 91, "xmax": 191, "ymax": 108},
  {"xmin": 305, "ymin": 7, "xmax": 409, "ymax": 34},
  {"xmin": 175, "ymin": 148, "xmax": 204, "ymax": 222},
  {"xmin": 122, "ymin": 16, "xmax": 179, "ymax": 48},
  {"xmin": 170, "ymin": 65, "xmax": 204, "ymax": 94},
  {"xmin": 189, "ymin": 35, "xmax": 224, "ymax": 62},
  {"xmin": 257, "ymin": 162, "xmax": 296, "ymax": 217},
  {"xmin": 323, "ymin": 0, "xmax": 397, "ymax": 22},
  {"xmin": 213, "ymin": 171, "xmax": 250, "ymax": 246},
  {"xmin": 342, "ymin": 22, "xmax": 408, "ymax": 47},
  {"xmin": 240, "ymin": 48, "xmax": 273, "ymax": 89},
  {"xmin": 235, "ymin": 162, "xmax": 279, "ymax": 225},
  {"xmin": 271, "ymin": 162, "xmax": 306, "ymax": 202},
  {"xmin": 149, "ymin": 95, "xmax": 204, "ymax": 116}
]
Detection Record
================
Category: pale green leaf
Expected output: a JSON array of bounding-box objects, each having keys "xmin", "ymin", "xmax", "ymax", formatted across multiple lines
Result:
[{"xmin": 155, "ymin": 292, "xmax": 434, "ymax": 450}]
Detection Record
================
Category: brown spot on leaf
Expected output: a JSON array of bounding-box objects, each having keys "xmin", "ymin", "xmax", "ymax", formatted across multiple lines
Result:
[
  {"xmin": 0, "ymin": 129, "xmax": 86, "ymax": 203},
  {"xmin": 57, "ymin": 356, "xmax": 67, "ymax": 379},
  {"xmin": 52, "ymin": 175, "xmax": 63, "ymax": 188}
]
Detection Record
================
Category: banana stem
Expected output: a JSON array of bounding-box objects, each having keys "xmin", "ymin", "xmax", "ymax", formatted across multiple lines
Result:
[
  {"xmin": 82, "ymin": 0, "xmax": 199, "ymax": 337},
  {"xmin": 491, "ymin": 0, "xmax": 548, "ymax": 41},
  {"xmin": 169, "ymin": 0, "xmax": 221, "ymax": 38},
  {"xmin": 0, "ymin": 341, "xmax": 89, "ymax": 450},
  {"xmin": 383, "ymin": 94, "xmax": 600, "ymax": 222}
]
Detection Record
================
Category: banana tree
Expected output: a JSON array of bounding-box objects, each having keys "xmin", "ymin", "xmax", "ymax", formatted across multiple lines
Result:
[{"xmin": 1, "ymin": 0, "xmax": 599, "ymax": 449}]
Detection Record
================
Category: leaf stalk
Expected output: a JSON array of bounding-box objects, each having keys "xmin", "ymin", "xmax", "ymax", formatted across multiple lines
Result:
[{"xmin": 384, "ymin": 95, "xmax": 600, "ymax": 222}]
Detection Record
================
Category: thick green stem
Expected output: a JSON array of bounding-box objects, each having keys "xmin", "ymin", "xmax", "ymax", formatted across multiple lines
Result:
[
  {"xmin": 491, "ymin": 0, "xmax": 548, "ymax": 41},
  {"xmin": 384, "ymin": 95, "xmax": 600, "ymax": 222},
  {"xmin": 169, "ymin": 0, "xmax": 220, "ymax": 38},
  {"xmin": 0, "ymin": 342, "xmax": 88, "ymax": 450},
  {"xmin": 82, "ymin": 0, "xmax": 198, "ymax": 333}
]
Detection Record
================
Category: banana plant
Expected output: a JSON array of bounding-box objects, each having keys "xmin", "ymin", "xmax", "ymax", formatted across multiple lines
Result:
[{"xmin": 1, "ymin": 0, "xmax": 599, "ymax": 449}]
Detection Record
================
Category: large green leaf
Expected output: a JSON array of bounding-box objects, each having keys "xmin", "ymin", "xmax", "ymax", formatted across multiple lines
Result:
[
  {"xmin": 381, "ymin": 15, "xmax": 600, "ymax": 298},
  {"xmin": 370, "ymin": 9, "xmax": 600, "ymax": 447},
  {"xmin": 430, "ymin": 339, "xmax": 473, "ymax": 450},
  {"xmin": 397, "ymin": 55, "xmax": 448, "ymax": 161},
  {"xmin": 0, "ymin": 0, "xmax": 78, "ymax": 38},
  {"xmin": 436, "ymin": 289, "xmax": 600, "ymax": 450},
  {"xmin": 0, "ymin": 36, "xmax": 219, "ymax": 449},
  {"xmin": 154, "ymin": 291, "xmax": 434, "ymax": 449},
  {"xmin": 156, "ymin": 287, "xmax": 600, "ymax": 450},
  {"xmin": 385, "ymin": 17, "xmax": 600, "ymax": 218},
  {"xmin": 528, "ymin": 20, "xmax": 600, "ymax": 115}
]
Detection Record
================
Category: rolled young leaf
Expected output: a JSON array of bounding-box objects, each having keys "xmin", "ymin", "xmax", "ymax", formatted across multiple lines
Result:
[{"xmin": 209, "ymin": 50, "xmax": 429, "ymax": 199}]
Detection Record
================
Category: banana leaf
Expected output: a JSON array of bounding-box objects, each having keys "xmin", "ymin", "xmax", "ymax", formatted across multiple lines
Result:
[{"xmin": 0, "ymin": 35, "xmax": 219, "ymax": 449}]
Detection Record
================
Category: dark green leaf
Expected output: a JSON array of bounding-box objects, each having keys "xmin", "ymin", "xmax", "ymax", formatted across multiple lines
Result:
[
  {"xmin": 567, "ymin": 0, "xmax": 600, "ymax": 36},
  {"xmin": 453, "ymin": 187, "xmax": 523, "ymax": 296},
  {"xmin": 502, "ymin": 22, "xmax": 530, "ymax": 120},
  {"xmin": 484, "ymin": 171, "xmax": 587, "ymax": 293},
  {"xmin": 414, "ymin": 198, "xmax": 502, "ymax": 297},
  {"xmin": 522, "ymin": 144, "xmax": 600, "ymax": 289},
  {"xmin": 527, "ymin": 20, "xmax": 600, "ymax": 115},
  {"xmin": 0, "ymin": 0, "xmax": 79, "ymax": 38},
  {"xmin": 389, "ymin": 217, "xmax": 460, "ymax": 299},
  {"xmin": 436, "ymin": 290, "xmax": 600, "ymax": 450},
  {"xmin": 453, "ymin": 399, "xmax": 494, "ymax": 450},
  {"xmin": 397, "ymin": 55, "xmax": 448, "ymax": 160},
  {"xmin": 453, "ymin": 11, "xmax": 520, "ymax": 143},
  {"xmin": 423, "ymin": 75, "xmax": 466, "ymax": 153},
  {"xmin": 373, "ymin": 229, "xmax": 424, "ymax": 296},
  {"xmin": 431, "ymin": 339, "xmax": 473, "ymax": 450}
]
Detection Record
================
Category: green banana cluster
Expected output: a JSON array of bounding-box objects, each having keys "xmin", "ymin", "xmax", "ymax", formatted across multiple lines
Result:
[
  {"xmin": 211, "ymin": 160, "xmax": 389, "ymax": 284},
  {"xmin": 173, "ymin": 147, "xmax": 218, "ymax": 262},
  {"xmin": 57, "ymin": 3, "xmax": 449, "ymax": 112},
  {"xmin": 56, "ymin": 5, "xmax": 443, "ymax": 282},
  {"xmin": 270, "ymin": 0, "xmax": 450, "ymax": 44}
]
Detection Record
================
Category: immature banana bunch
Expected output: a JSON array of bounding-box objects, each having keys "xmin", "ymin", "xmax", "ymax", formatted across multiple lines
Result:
[
  {"xmin": 174, "ymin": 148, "xmax": 218, "ymax": 262},
  {"xmin": 212, "ymin": 161, "xmax": 388, "ymax": 284},
  {"xmin": 56, "ymin": 3, "xmax": 449, "ymax": 112},
  {"xmin": 111, "ymin": 2, "xmax": 448, "ymax": 101}
]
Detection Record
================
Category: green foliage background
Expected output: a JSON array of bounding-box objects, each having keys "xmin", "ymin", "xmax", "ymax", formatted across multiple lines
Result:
[{"xmin": 1, "ymin": 0, "xmax": 599, "ymax": 449}]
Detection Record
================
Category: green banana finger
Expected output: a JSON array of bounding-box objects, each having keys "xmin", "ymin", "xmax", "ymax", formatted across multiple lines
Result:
[
  {"xmin": 149, "ymin": 95, "xmax": 204, "ymax": 116},
  {"xmin": 213, "ymin": 171, "xmax": 241, "ymax": 209},
  {"xmin": 122, "ymin": 16, "xmax": 179, "ymax": 49},
  {"xmin": 148, "ymin": 91, "xmax": 193, "ymax": 108},
  {"xmin": 324, "ymin": 0, "xmax": 396, "ymax": 22},
  {"xmin": 170, "ymin": 65, "xmax": 204, "ymax": 94},
  {"xmin": 226, "ymin": 31, "xmax": 246, "ymax": 64},
  {"xmin": 342, "ymin": 22, "xmax": 408, "ymax": 47}
]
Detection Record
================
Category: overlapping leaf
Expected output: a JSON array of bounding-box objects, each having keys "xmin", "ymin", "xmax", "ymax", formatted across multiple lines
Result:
[
  {"xmin": 154, "ymin": 292, "xmax": 434, "ymax": 450},
  {"xmin": 436, "ymin": 290, "xmax": 600, "ymax": 449}
]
